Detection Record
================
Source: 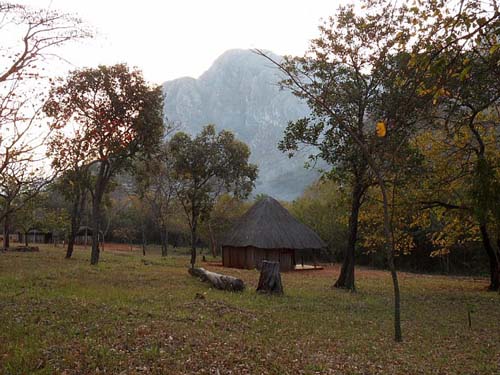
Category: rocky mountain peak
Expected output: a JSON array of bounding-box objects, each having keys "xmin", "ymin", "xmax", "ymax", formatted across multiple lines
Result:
[{"xmin": 162, "ymin": 49, "xmax": 319, "ymax": 200}]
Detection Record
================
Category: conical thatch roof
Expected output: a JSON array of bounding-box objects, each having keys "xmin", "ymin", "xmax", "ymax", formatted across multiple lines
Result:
[{"xmin": 222, "ymin": 197, "xmax": 326, "ymax": 250}]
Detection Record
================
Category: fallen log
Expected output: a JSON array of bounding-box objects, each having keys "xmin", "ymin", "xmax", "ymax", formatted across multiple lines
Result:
[
  {"xmin": 188, "ymin": 267, "xmax": 245, "ymax": 292},
  {"xmin": 256, "ymin": 260, "xmax": 283, "ymax": 295}
]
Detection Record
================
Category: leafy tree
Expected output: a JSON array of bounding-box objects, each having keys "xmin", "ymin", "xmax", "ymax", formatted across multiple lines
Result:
[
  {"xmin": 44, "ymin": 64, "xmax": 164, "ymax": 265},
  {"xmin": 260, "ymin": 0, "xmax": 500, "ymax": 341},
  {"xmin": 52, "ymin": 167, "xmax": 91, "ymax": 258},
  {"xmin": 13, "ymin": 195, "xmax": 44, "ymax": 247},
  {"xmin": 134, "ymin": 141, "xmax": 178, "ymax": 256},
  {"xmin": 440, "ymin": 44, "xmax": 500, "ymax": 290},
  {"xmin": 0, "ymin": 158, "xmax": 50, "ymax": 248},
  {"xmin": 403, "ymin": 0, "xmax": 500, "ymax": 289},
  {"xmin": 198, "ymin": 193, "xmax": 250, "ymax": 257},
  {"xmin": 13, "ymin": 190, "xmax": 69, "ymax": 247},
  {"xmin": 257, "ymin": 2, "xmax": 437, "ymax": 342},
  {"xmin": 289, "ymin": 179, "xmax": 349, "ymax": 259},
  {"xmin": 415, "ymin": 125, "xmax": 500, "ymax": 289},
  {"xmin": 169, "ymin": 124, "xmax": 258, "ymax": 268}
]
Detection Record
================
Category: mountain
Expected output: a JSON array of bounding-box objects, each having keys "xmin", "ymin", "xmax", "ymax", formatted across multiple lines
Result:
[{"xmin": 162, "ymin": 49, "xmax": 320, "ymax": 201}]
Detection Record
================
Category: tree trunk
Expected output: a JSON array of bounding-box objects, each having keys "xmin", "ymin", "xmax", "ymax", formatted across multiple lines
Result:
[
  {"xmin": 66, "ymin": 235, "xmax": 75, "ymax": 259},
  {"xmin": 480, "ymin": 224, "xmax": 499, "ymax": 291},
  {"xmin": 84, "ymin": 227, "xmax": 88, "ymax": 248},
  {"xmin": 257, "ymin": 260, "xmax": 284, "ymax": 295},
  {"xmin": 160, "ymin": 225, "xmax": 168, "ymax": 257},
  {"xmin": 165, "ymin": 228, "xmax": 169, "ymax": 255},
  {"xmin": 90, "ymin": 197, "xmax": 100, "ymax": 265},
  {"xmin": 188, "ymin": 267, "xmax": 245, "ymax": 291},
  {"xmin": 3, "ymin": 213, "xmax": 10, "ymax": 249},
  {"xmin": 160, "ymin": 228, "xmax": 165, "ymax": 256},
  {"xmin": 379, "ymin": 180, "xmax": 402, "ymax": 342},
  {"xmin": 90, "ymin": 163, "xmax": 109, "ymax": 265},
  {"xmin": 334, "ymin": 181, "xmax": 364, "ymax": 290},
  {"xmin": 141, "ymin": 221, "xmax": 146, "ymax": 256},
  {"xmin": 66, "ymin": 194, "xmax": 82, "ymax": 259},
  {"xmin": 190, "ymin": 222, "xmax": 197, "ymax": 268},
  {"xmin": 24, "ymin": 231, "xmax": 28, "ymax": 247},
  {"xmin": 208, "ymin": 221, "xmax": 217, "ymax": 257},
  {"xmin": 495, "ymin": 237, "xmax": 500, "ymax": 290}
]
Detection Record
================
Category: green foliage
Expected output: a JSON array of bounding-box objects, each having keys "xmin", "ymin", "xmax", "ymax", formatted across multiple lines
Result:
[
  {"xmin": 470, "ymin": 158, "xmax": 498, "ymax": 224},
  {"xmin": 169, "ymin": 124, "xmax": 257, "ymax": 264},
  {"xmin": 198, "ymin": 193, "xmax": 250, "ymax": 253},
  {"xmin": 13, "ymin": 193, "xmax": 69, "ymax": 236},
  {"xmin": 169, "ymin": 124, "xmax": 257, "ymax": 228},
  {"xmin": 289, "ymin": 180, "xmax": 348, "ymax": 258}
]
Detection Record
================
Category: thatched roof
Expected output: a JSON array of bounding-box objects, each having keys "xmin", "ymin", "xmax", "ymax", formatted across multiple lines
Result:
[
  {"xmin": 222, "ymin": 197, "xmax": 326, "ymax": 250},
  {"xmin": 76, "ymin": 226, "xmax": 103, "ymax": 236}
]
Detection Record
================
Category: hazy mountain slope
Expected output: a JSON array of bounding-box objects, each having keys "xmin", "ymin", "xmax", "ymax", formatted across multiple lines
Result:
[{"xmin": 162, "ymin": 49, "xmax": 319, "ymax": 200}]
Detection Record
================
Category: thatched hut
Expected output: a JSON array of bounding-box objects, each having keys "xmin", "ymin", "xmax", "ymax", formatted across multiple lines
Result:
[
  {"xmin": 74, "ymin": 226, "xmax": 103, "ymax": 245},
  {"xmin": 17, "ymin": 229, "xmax": 53, "ymax": 244},
  {"xmin": 221, "ymin": 197, "xmax": 326, "ymax": 271}
]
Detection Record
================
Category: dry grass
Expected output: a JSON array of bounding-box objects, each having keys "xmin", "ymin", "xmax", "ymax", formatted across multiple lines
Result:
[{"xmin": 0, "ymin": 245, "xmax": 499, "ymax": 374}]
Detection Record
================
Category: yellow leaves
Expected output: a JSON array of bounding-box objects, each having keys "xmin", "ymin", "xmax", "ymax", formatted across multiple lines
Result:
[
  {"xmin": 358, "ymin": 188, "xmax": 416, "ymax": 255},
  {"xmin": 376, "ymin": 121, "xmax": 386, "ymax": 137},
  {"xmin": 432, "ymin": 87, "xmax": 451, "ymax": 104},
  {"xmin": 458, "ymin": 65, "xmax": 471, "ymax": 81},
  {"xmin": 489, "ymin": 44, "xmax": 499, "ymax": 55},
  {"xmin": 417, "ymin": 87, "xmax": 435, "ymax": 96},
  {"xmin": 395, "ymin": 232, "xmax": 415, "ymax": 255},
  {"xmin": 426, "ymin": 210, "xmax": 480, "ymax": 258},
  {"xmin": 430, "ymin": 248, "xmax": 451, "ymax": 258}
]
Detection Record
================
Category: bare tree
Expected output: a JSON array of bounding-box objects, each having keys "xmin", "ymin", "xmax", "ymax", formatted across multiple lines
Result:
[
  {"xmin": 0, "ymin": 155, "xmax": 52, "ymax": 248},
  {"xmin": 0, "ymin": 3, "xmax": 91, "ymax": 247}
]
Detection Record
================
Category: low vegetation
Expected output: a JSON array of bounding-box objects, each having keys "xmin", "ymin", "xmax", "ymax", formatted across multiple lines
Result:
[{"xmin": 1, "ymin": 246, "xmax": 498, "ymax": 374}]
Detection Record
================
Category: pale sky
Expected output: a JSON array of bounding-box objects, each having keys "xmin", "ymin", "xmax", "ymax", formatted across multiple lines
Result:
[{"xmin": 15, "ymin": 0, "xmax": 344, "ymax": 84}]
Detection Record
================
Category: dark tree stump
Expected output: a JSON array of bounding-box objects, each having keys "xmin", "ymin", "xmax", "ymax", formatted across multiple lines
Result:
[
  {"xmin": 188, "ymin": 267, "xmax": 245, "ymax": 292},
  {"xmin": 257, "ymin": 261, "xmax": 283, "ymax": 295}
]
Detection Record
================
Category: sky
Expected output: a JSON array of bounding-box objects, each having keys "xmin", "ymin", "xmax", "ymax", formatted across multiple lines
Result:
[{"xmin": 15, "ymin": 0, "xmax": 344, "ymax": 84}]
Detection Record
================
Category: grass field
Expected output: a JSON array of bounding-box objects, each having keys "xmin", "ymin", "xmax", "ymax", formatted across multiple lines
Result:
[{"xmin": 0, "ymin": 245, "xmax": 499, "ymax": 374}]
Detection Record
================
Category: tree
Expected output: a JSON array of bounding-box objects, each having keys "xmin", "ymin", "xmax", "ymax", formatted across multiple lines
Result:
[
  {"xmin": 0, "ymin": 2, "xmax": 90, "ymax": 174},
  {"xmin": 257, "ymin": 0, "xmax": 447, "ymax": 341},
  {"xmin": 414, "ymin": 123, "xmax": 500, "ymax": 289},
  {"xmin": 44, "ymin": 64, "xmax": 164, "ymax": 265},
  {"xmin": 169, "ymin": 125, "xmax": 258, "ymax": 268},
  {"xmin": 0, "ymin": 156, "xmax": 50, "ymax": 248},
  {"xmin": 278, "ymin": 69, "xmax": 374, "ymax": 291},
  {"xmin": 14, "ymin": 191, "xmax": 69, "ymax": 247},
  {"xmin": 52, "ymin": 167, "xmax": 90, "ymax": 258},
  {"xmin": 405, "ymin": 0, "xmax": 500, "ymax": 290},
  {"xmin": 198, "ymin": 193, "xmax": 250, "ymax": 257},
  {"xmin": 13, "ymin": 194, "xmax": 44, "ymax": 247},
  {"xmin": 134, "ymin": 140, "xmax": 178, "ymax": 257},
  {"xmin": 289, "ymin": 179, "xmax": 349, "ymax": 260},
  {"xmin": 267, "ymin": 3, "xmax": 432, "ymax": 291},
  {"xmin": 0, "ymin": 3, "xmax": 91, "ymax": 247},
  {"xmin": 439, "ymin": 37, "xmax": 500, "ymax": 291},
  {"xmin": 260, "ymin": 0, "xmax": 500, "ymax": 341}
]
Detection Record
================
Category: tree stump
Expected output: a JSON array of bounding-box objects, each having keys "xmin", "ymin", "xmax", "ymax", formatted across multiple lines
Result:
[
  {"xmin": 256, "ymin": 260, "xmax": 283, "ymax": 295},
  {"xmin": 188, "ymin": 267, "xmax": 245, "ymax": 292}
]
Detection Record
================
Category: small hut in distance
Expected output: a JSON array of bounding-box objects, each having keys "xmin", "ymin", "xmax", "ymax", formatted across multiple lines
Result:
[{"xmin": 221, "ymin": 196, "xmax": 326, "ymax": 271}]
